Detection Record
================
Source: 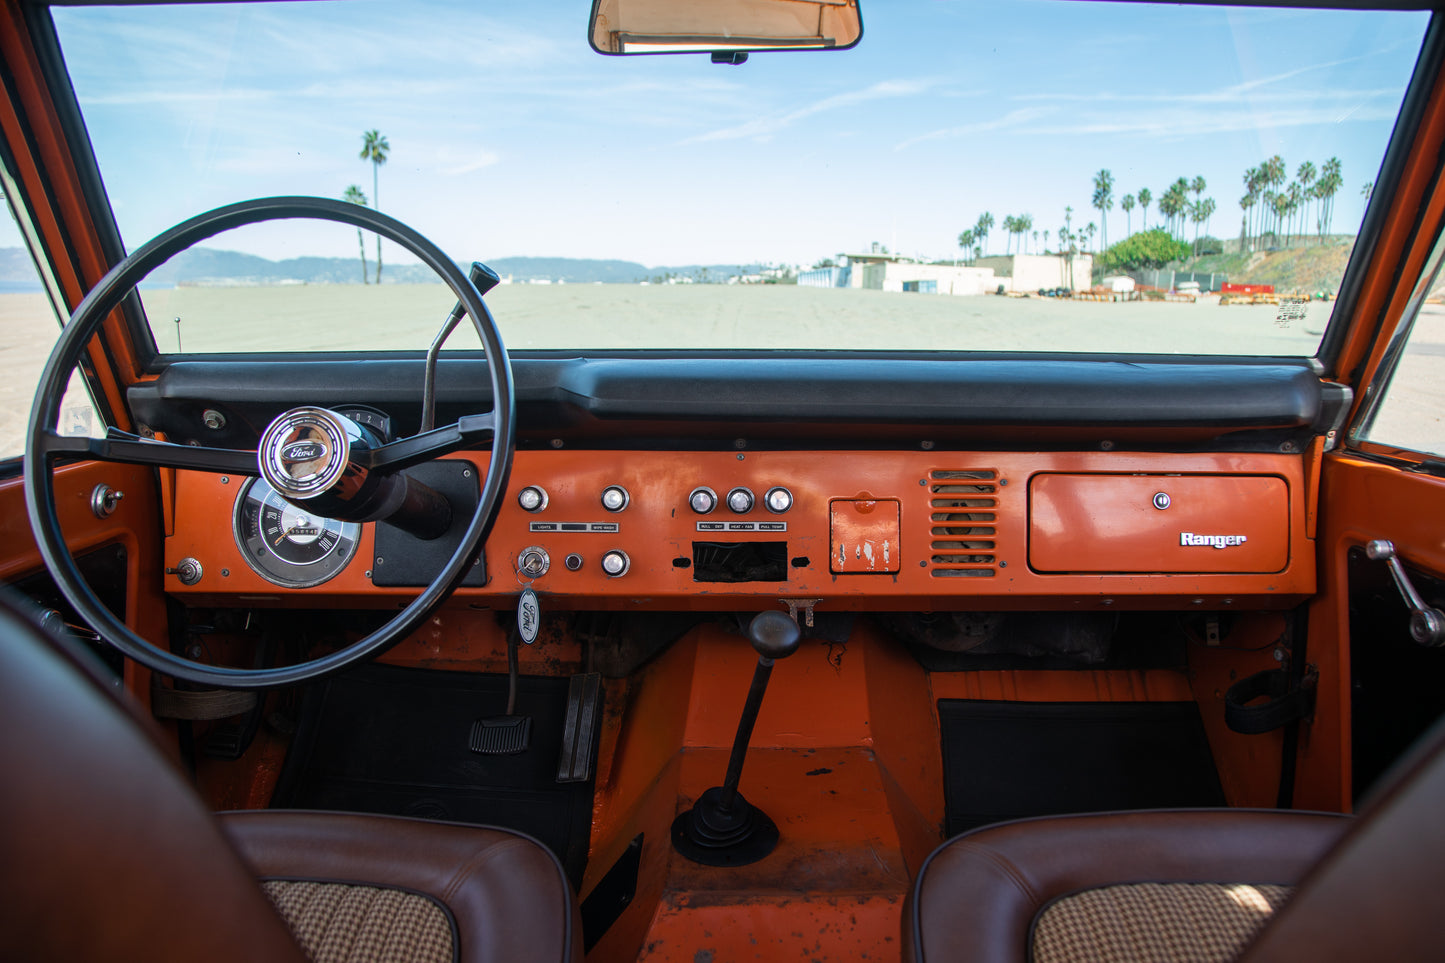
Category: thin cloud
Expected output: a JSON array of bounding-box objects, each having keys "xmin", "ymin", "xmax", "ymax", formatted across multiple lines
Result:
[
  {"xmin": 1014, "ymin": 86, "xmax": 1401, "ymax": 107},
  {"xmin": 893, "ymin": 107, "xmax": 1054, "ymax": 151},
  {"xmin": 683, "ymin": 79, "xmax": 934, "ymax": 144},
  {"xmin": 440, "ymin": 151, "xmax": 502, "ymax": 176},
  {"xmin": 1029, "ymin": 103, "xmax": 1401, "ymax": 138},
  {"xmin": 1016, "ymin": 48, "xmax": 1402, "ymax": 108}
]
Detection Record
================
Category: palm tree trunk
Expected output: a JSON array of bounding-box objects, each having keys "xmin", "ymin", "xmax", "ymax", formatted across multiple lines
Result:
[
  {"xmin": 373, "ymin": 164, "xmax": 383, "ymax": 284},
  {"xmin": 357, "ymin": 228, "xmax": 369, "ymax": 283}
]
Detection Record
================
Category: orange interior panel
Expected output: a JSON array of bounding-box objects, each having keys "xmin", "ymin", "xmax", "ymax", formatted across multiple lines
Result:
[
  {"xmin": 1029, "ymin": 473, "xmax": 1290, "ymax": 574},
  {"xmin": 0, "ymin": 461, "xmax": 167, "ymax": 707},
  {"xmin": 1296, "ymin": 453, "xmax": 1445, "ymax": 813},
  {"xmin": 164, "ymin": 449, "xmax": 1315, "ymax": 610},
  {"xmin": 829, "ymin": 497, "xmax": 902, "ymax": 574}
]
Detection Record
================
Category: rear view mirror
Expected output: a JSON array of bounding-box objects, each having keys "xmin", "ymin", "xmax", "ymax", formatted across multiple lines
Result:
[{"xmin": 588, "ymin": 0, "xmax": 862, "ymax": 56}]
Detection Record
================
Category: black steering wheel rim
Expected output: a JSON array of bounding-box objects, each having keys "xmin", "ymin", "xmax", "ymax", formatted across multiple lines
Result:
[{"xmin": 24, "ymin": 196, "xmax": 515, "ymax": 689}]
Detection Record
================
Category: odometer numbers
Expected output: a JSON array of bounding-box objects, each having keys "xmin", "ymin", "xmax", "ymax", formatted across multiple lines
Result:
[{"xmin": 234, "ymin": 478, "xmax": 361, "ymax": 587}]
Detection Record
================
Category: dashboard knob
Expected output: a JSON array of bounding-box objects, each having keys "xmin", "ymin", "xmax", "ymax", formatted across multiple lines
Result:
[
  {"xmin": 517, "ymin": 546, "xmax": 550, "ymax": 578},
  {"xmin": 727, "ymin": 487, "xmax": 755, "ymax": 514},
  {"xmin": 601, "ymin": 550, "xmax": 630, "ymax": 577},
  {"xmin": 601, "ymin": 485, "xmax": 630, "ymax": 512},
  {"xmin": 764, "ymin": 487, "xmax": 793, "ymax": 513},
  {"xmin": 517, "ymin": 485, "xmax": 548, "ymax": 512},
  {"xmin": 689, "ymin": 487, "xmax": 717, "ymax": 514}
]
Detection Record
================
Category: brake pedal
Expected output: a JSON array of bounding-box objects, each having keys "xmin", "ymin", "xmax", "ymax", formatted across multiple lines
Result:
[
  {"xmin": 470, "ymin": 591, "xmax": 537, "ymax": 755},
  {"xmin": 469, "ymin": 715, "xmax": 532, "ymax": 755}
]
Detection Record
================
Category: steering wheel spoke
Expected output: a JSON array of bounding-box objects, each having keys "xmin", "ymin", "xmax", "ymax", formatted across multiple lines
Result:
[
  {"xmin": 360, "ymin": 411, "xmax": 496, "ymax": 472},
  {"xmin": 40, "ymin": 428, "xmax": 258, "ymax": 474}
]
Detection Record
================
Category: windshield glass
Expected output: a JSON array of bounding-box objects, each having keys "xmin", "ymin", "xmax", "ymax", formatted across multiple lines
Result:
[{"xmin": 22, "ymin": 0, "xmax": 1431, "ymax": 355}]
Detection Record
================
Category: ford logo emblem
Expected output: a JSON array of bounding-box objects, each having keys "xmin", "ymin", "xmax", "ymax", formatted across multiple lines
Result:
[{"xmin": 281, "ymin": 441, "xmax": 325, "ymax": 463}]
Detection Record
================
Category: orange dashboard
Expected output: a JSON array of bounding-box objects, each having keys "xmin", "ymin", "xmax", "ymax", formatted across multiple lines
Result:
[{"xmin": 164, "ymin": 449, "xmax": 1316, "ymax": 611}]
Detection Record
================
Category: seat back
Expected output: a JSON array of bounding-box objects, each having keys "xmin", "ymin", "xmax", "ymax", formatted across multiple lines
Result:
[
  {"xmin": 1237, "ymin": 716, "xmax": 1445, "ymax": 961},
  {"xmin": 0, "ymin": 596, "xmax": 307, "ymax": 962}
]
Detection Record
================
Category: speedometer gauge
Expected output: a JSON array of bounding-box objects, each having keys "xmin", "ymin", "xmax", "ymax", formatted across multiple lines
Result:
[{"xmin": 233, "ymin": 477, "xmax": 361, "ymax": 588}]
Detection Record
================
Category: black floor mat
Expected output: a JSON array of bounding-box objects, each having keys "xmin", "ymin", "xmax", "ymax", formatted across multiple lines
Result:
[
  {"xmin": 273, "ymin": 664, "xmax": 597, "ymax": 887},
  {"xmin": 939, "ymin": 700, "xmax": 1225, "ymax": 837}
]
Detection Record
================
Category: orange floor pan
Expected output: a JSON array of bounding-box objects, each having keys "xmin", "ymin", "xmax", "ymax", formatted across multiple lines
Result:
[{"xmin": 635, "ymin": 747, "xmax": 910, "ymax": 963}]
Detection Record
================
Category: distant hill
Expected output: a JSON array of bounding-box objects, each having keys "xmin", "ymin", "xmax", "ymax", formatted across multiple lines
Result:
[
  {"xmin": 0, "ymin": 247, "xmax": 768, "ymax": 287},
  {"xmin": 486, "ymin": 257, "xmax": 649, "ymax": 283},
  {"xmin": 1188, "ymin": 240, "xmax": 1355, "ymax": 295}
]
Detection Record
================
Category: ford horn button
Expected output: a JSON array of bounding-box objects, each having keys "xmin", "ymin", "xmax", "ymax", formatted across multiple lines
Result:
[
  {"xmin": 258, "ymin": 406, "xmax": 354, "ymax": 498},
  {"xmin": 281, "ymin": 441, "xmax": 325, "ymax": 464}
]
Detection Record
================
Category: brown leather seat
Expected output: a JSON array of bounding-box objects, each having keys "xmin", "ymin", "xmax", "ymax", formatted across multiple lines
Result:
[
  {"xmin": 0, "ymin": 596, "xmax": 580, "ymax": 963},
  {"xmin": 905, "ymin": 720, "xmax": 1445, "ymax": 962}
]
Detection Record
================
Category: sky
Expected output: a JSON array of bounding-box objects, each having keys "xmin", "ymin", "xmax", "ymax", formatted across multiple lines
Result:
[{"xmin": 0, "ymin": 0, "xmax": 1430, "ymax": 269}]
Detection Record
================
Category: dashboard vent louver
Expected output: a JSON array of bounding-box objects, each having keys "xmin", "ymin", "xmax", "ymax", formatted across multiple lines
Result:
[{"xmin": 928, "ymin": 469, "xmax": 998, "ymax": 578}]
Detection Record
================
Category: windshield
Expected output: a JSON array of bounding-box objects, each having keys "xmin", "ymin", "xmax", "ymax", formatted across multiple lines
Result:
[{"xmin": 17, "ymin": 0, "xmax": 1431, "ymax": 355}]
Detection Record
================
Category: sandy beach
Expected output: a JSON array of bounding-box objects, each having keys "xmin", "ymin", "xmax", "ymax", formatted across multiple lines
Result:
[
  {"xmin": 123, "ymin": 282, "xmax": 1331, "ymax": 355},
  {"xmin": 2, "ymin": 284, "xmax": 1437, "ymax": 458}
]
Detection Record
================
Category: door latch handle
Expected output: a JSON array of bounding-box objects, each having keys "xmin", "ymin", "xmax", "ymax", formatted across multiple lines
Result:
[{"xmin": 1365, "ymin": 540, "xmax": 1445, "ymax": 647}]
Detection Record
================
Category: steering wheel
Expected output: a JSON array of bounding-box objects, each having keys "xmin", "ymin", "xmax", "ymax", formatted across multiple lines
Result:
[{"xmin": 24, "ymin": 196, "xmax": 514, "ymax": 689}]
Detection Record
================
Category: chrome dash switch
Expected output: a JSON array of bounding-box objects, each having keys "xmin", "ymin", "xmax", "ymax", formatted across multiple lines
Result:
[
  {"xmin": 517, "ymin": 486, "xmax": 548, "ymax": 512},
  {"xmin": 601, "ymin": 486, "xmax": 630, "ymax": 512},
  {"xmin": 764, "ymin": 487, "xmax": 793, "ymax": 513},
  {"xmin": 689, "ymin": 487, "xmax": 718, "ymax": 514},
  {"xmin": 727, "ymin": 487, "xmax": 755, "ymax": 514}
]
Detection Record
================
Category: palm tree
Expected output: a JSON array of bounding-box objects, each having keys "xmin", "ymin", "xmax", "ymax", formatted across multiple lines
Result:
[
  {"xmin": 974, "ymin": 212, "xmax": 995, "ymax": 257},
  {"xmin": 1287, "ymin": 181, "xmax": 1305, "ymax": 244},
  {"xmin": 1190, "ymin": 176, "xmax": 1206, "ymax": 239},
  {"xmin": 1296, "ymin": 161, "xmax": 1317, "ymax": 244},
  {"xmin": 1241, "ymin": 166, "xmax": 1262, "ymax": 248},
  {"xmin": 1198, "ymin": 197, "xmax": 1216, "ymax": 245},
  {"xmin": 1085, "ymin": 221, "xmax": 1097, "ymax": 253},
  {"xmin": 1019, "ymin": 214, "xmax": 1033, "ymax": 254},
  {"xmin": 958, "ymin": 228, "xmax": 975, "ymax": 263},
  {"xmin": 360, "ymin": 129, "xmax": 390, "ymax": 283},
  {"xmin": 1263, "ymin": 155, "xmax": 1286, "ymax": 240},
  {"xmin": 1120, "ymin": 193, "xmax": 1135, "ymax": 237},
  {"xmin": 342, "ymin": 185, "xmax": 370, "ymax": 283},
  {"xmin": 1092, "ymin": 169, "xmax": 1114, "ymax": 250},
  {"xmin": 1361, "ymin": 180, "xmax": 1374, "ymax": 204},
  {"xmin": 1317, "ymin": 157, "xmax": 1343, "ymax": 238},
  {"xmin": 1272, "ymin": 192, "xmax": 1290, "ymax": 246},
  {"xmin": 1191, "ymin": 197, "xmax": 1216, "ymax": 255},
  {"xmin": 1032, "ymin": 230, "xmax": 1039, "ymax": 254},
  {"xmin": 1137, "ymin": 187, "xmax": 1152, "ymax": 231}
]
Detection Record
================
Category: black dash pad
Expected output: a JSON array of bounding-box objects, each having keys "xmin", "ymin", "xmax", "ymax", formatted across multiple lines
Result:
[
  {"xmin": 273, "ymin": 664, "xmax": 598, "ymax": 887},
  {"xmin": 938, "ymin": 699, "xmax": 1225, "ymax": 837}
]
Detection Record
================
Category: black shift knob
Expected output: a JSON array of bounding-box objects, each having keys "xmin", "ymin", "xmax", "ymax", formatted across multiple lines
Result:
[{"xmin": 747, "ymin": 610, "xmax": 801, "ymax": 660}]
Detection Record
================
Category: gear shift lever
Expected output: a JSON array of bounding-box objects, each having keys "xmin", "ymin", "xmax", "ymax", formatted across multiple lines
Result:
[{"xmin": 672, "ymin": 610, "xmax": 802, "ymax": 866}]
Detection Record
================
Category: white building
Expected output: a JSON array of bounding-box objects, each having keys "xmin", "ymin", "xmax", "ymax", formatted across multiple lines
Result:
[
  {"xmin": 976, "ymin": 254, "xmax": 1094, "ymax": 292},
  {"xmin": 841, "ymin": 253, "xmax": 1001, "ymax": 296}
]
